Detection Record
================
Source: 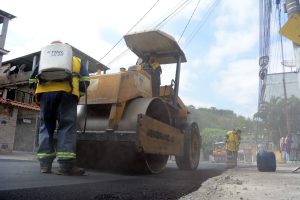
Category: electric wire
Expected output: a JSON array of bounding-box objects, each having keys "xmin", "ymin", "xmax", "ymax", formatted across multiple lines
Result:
[
  {"xmin": 178, "ymin": 0, "xmax": 201, "ymax": 43},
  {"xmin": 107, "ymin": 49, "xmax": 130, "ymax": 66},
  {"xmin": 184, "ymin": 0, "xmax": 220, "ymax": 48},
  {"xmin": 107, "ymin": 0, "xmax": 193, "ymax": 66},
  {"xmin": 157, "ymin": 1, "xmax": 192, "ymax": 29},
  {"xmin": 149, "ymin": 0, "xmax": 189, "ymax": 29},
  {"xmin": 258, "ymin": 0, "xmax": 272, "ymax": 107},
  {"xmin": 154, "ymin": 0, "xmax": 192, "ymax": 29},
  {"xmin": 98, "ymin": 0, "xmax": 160, "ymax": 62}
]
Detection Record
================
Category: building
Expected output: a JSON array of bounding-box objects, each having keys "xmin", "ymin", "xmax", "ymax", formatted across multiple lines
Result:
[
  {"xmin": 0, "ymin": 10, "xmax": 15, "ymax": 67},
  {"xmin": 0, "ymin": 46, "xmax": 108, "ymax": 153},
  {"xmin": 263, "ymin": 72, "xmax": 300, "ymax": 102}
]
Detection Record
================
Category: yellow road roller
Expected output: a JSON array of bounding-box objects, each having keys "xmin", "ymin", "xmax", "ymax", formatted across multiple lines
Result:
[{"xmin": 76, "ymin": 30, "xmax": 201, "ymax": 173}]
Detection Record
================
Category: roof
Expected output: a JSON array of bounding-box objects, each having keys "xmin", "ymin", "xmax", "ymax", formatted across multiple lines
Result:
[
  {"xmin": 2, "ymin": 45, "xmax": 109, "ymax": 73},
  {"xmin": 68, "ymin": 44, "xmax": 109, "ymax": 72},
  {"xmin": 123, "ymin": 30, "xmax": 186, "ymax": 64},
  {"xmin": 0, "ymin": 97, "xmax": 40, "ymax": 111},
  {"xmin": 2, "ymin": 52, "xmax": 39, "ymax": 70},
  {"xmin": 0, "ymin": 10, "xmax": 16, "ymax": 20}
]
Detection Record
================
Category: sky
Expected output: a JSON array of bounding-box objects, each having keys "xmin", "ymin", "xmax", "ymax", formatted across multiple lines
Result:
[{"xmin": 2, "ymin": 0, "xmax": 261, "ymax": 118}]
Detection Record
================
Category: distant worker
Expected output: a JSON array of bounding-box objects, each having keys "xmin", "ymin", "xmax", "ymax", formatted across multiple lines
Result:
[
  {"xmin": 29, "ymin": 41, "xmax": 90, "ymax": 175},
  {"xmin": 141, "ymin": 54, "xmax": 162, "ymax": 97},
  {"xmin": 279, "ymin": 136, "xmax": 285, "ymax": 161},
  {"xmin": 225, "ymin": 128, "xmax": 241, "ymax": 167},
  {"xmin": 283, "ymin": 135, "xmax": 291, "ymax": 162}
]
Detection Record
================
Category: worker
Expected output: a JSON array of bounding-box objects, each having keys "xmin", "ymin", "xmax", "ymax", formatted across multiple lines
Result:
[
  {"xmin": 29, "ymin": 41, "xmax": 90, "ymax": 175},
  {"xmin": 141, "ymin": 54, "xmax": 162, "ymax": 97},
  {"xmin": 225, "ymin": 128, "xmax": 241, "ymax": 167}
]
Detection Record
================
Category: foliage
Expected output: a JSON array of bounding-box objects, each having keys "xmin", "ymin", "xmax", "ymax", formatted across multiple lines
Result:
[
  {"xmin": 188, "ymin": 106, "xmax": 253, "ymax": 131},
  {"xmin": 201, "ymin": 128, "xmax": 226, "ymax": 160},
  {"xmin": 187, "ymin": 106, "xmax": 255, "ymax": 159},
  {"xmin": 255, "ymin": 95, "xmax": 300, "ymax": 146}
]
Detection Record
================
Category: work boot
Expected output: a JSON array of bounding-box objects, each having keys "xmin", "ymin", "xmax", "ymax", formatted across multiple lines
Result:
[
  {"xmin": 56, "ymin": 166, "xmax": 85, "ymax": 176},
  {"xmin": 40, "ymin": 164, "xmax": 52, "ymax": 173}
]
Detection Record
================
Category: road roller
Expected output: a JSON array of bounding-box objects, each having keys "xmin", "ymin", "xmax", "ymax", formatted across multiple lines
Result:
[{"xmin": 76, "ymin": 30, "xmax": 201, "ymax": 173}]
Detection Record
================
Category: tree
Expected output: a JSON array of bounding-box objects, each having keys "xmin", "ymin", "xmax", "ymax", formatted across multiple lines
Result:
[
  {"xmin": 257, "ymin": 96, "xmax": 300, "ymax": 147},
  {"xmin": 187, "ymin": 106, "xmax": 257, "ymax": 159},
  {"xmin": 201, "ymin": 128, "xmax": 226, "ymax": 160}
]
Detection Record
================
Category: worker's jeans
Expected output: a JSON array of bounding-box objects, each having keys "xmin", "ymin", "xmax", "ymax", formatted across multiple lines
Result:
[{"xmin": 37, "ymin": 91, "xmax": 77, "ymax": 167}]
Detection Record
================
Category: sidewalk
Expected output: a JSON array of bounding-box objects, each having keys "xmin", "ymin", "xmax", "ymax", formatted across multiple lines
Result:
[
  {"xmin": 181, "ymin": 162, "xmax": 300, "ymax": 200},
  {"xmin": 0, "ymin": 151, "xmax": 37, "ymax": 161}
]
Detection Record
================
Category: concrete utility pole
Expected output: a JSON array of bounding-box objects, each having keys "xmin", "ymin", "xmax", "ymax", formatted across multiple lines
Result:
[{"xmin": 0, "ymin": 10, "xmax": 16, "ymax": 67}]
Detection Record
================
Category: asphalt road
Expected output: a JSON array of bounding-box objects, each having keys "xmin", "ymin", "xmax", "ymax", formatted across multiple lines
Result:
[{"xmin": 0, "ymin": 159, "xmax": 226, "ymax": 200}]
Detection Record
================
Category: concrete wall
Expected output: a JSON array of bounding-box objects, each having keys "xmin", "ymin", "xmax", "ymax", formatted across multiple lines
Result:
[
  {"xmin": 13, "ymin": 109, "xmax": 38, "ymax": 152},
  {"xmin": 0, "ymin": 106, "xmax": 17, "ymax": 152}
]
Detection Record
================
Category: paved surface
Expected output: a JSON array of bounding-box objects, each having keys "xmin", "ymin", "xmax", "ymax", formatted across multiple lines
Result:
[
  {"xmin": 0, "ymin": 152, "xmax": 225, "ymax": 200},
  {"xmin": 6, "ymin": 152, "xmax": 300, "ymax": 200},
  {"xmin": 181, "ymin": 162, "xmax": 300, "ymax": 200}
]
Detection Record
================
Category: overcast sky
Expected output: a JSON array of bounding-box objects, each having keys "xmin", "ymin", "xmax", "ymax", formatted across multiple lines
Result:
[{"xmin": 2, "ymin": 0, "xmax": 260, "ymax": 118}]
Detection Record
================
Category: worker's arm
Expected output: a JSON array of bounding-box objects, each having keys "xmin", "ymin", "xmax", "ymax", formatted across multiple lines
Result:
[
  {"xmin": 28, "ymin": 65, "xmax": 39, "ymax": 89},
  {"xmin": 79, "ymin": 63, "xmax": 90, "ymax": 96}
]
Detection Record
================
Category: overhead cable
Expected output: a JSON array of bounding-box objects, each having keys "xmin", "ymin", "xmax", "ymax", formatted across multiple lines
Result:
[
  {"xmin": 184, "ymin": 0, "xmax": 220, "ymax": 48},
  {"xmin": 155, "ymin": 0, "xmax": 192, "ymax": 29},
  {"xmin": 99, "ymin": 0, "xmax": 160, "ymax": 62},
  {"xmin": 107, "ymin": 0, "xmax": 192, "ymax": 66},
  {"xmin": 178, "ymin": 0, "xmax": 201, "ymax": 43}
]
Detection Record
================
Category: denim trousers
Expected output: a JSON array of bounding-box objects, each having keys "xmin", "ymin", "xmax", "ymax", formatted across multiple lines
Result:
[{"xmin": 37, "ymin": 91, "xmax": 77, "ymax": 167}]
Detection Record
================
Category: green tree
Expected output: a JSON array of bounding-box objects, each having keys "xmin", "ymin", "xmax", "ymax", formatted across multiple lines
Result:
[
  {"xmin": 187, "ymin": 105, "xmax": 257, "ymax": 160},
  {"xmin": 201, "ymin": 128, "xmax": 226, "ymax": 160},
  {"xmin": 256, "ymin": 96, "xmax": 300, "ymax": 147}
]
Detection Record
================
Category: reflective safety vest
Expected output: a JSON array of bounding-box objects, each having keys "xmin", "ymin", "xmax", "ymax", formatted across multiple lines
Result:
[
  {"xmin": 226, "ymin": 131, "xmax": 240, "ymax": 152},
  {"xmin": 30, "ymin": 57, "xmax": 89, "ymax": 103}
]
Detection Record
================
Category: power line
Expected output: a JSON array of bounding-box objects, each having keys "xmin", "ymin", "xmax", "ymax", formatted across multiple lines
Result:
[
  {"xmin": 99, "ymin": 0, "xmax": 160, "ymax": 62},
  {"xmin": 107, "ymin": 48, "xmax": 130, "ymax": 66},
  {"xmin": 107, "ymin": 0, "xmax": 192, "ymax": 66},
  {"xmin": 149, "ymin": 0, "xmax": 188, "ymax": 28},
  {"xmin": 178, "ymin": 0, "xmax": 201, "ymax": 43},
  {"xmin": 155, "ymin": 0, "xmax": 192, "ymax": 29},
  {"xmin": 184, "ymin": 0, "xmax": 220, "ymax": 48}
]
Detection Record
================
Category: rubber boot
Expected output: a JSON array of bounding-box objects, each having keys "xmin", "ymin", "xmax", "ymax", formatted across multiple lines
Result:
[{"xmin": 56, "ymin": 166, "xmax": 85, "ymax": 176}]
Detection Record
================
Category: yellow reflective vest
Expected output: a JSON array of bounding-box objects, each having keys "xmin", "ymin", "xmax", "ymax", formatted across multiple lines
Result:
[
  {"xmin": 226, "ymin": 131, "xmax": 240, "ymax": 152},
  {"xmin": 34, "ymin": 57, "xmax": 81, "ymax": 102}
]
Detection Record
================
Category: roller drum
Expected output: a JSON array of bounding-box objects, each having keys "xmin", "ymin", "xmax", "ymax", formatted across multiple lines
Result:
[{"xmin": 76, "ymin": 98, "xmax": 171, "ymax": 173}]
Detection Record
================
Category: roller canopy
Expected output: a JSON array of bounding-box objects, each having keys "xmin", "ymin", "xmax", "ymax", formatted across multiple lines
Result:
[{"xmin": 124, "ymin": 30, "xmax": 187, "ymax": 64}]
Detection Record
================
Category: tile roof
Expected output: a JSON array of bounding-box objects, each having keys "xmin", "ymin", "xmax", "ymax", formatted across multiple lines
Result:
[{"xmin": 0, "ymin": 97, "xmax": 40, "ymax": 111}]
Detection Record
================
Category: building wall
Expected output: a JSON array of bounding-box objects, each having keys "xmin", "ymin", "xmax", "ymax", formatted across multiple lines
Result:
[
  {"xmin": 0, "ymin": 106, "xmax": 17, "ymax": 152},
  {"xmin": 13, "ymin": 109, "xmax": 38, "ymax": 152}
]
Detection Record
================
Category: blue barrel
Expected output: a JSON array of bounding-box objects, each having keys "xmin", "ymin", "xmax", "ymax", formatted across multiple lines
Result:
[{"xmin": 257, "ymin": 151, "xmax": 276, "ymax": 172}]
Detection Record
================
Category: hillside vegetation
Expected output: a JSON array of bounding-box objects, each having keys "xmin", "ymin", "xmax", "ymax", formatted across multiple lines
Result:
[{"xmin": 188, "ymin": 106, "xmax": 254, "ymax": 159}]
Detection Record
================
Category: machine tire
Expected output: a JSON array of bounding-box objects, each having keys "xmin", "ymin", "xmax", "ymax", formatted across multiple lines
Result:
[{"xmin": 175, "ymin": 122, "xmax": 201, "ymax": 170}]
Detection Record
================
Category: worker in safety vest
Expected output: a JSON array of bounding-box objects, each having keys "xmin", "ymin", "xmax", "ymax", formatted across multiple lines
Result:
[
  {"xmin": 141, "ymin": 54, "xmax": 162, "ymax": 97},
  {"xmin": 29, "ymin": 41, "xmax": 90, "ymax": 175},
  {"xmin": 225, "ymin": 129, "xmax": 241, "ymax": 166}
]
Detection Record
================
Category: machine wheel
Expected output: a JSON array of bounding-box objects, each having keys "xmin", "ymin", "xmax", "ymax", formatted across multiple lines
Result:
[
  {"xmin": 142, "ymin": 98, "xmax": 170, "ymax": 174},
  {"xmin": 144, "ymin": 153, "xmax": 169, "ymax": 174},
  {"xmin": 175, "ymin": 122, "xmax": 201, "ymax": 170}
]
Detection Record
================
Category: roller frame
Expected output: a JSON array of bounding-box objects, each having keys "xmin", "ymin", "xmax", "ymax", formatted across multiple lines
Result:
[{"xmin": 76, "ymin": 113, "xmax": 184, "ymax": 156}]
